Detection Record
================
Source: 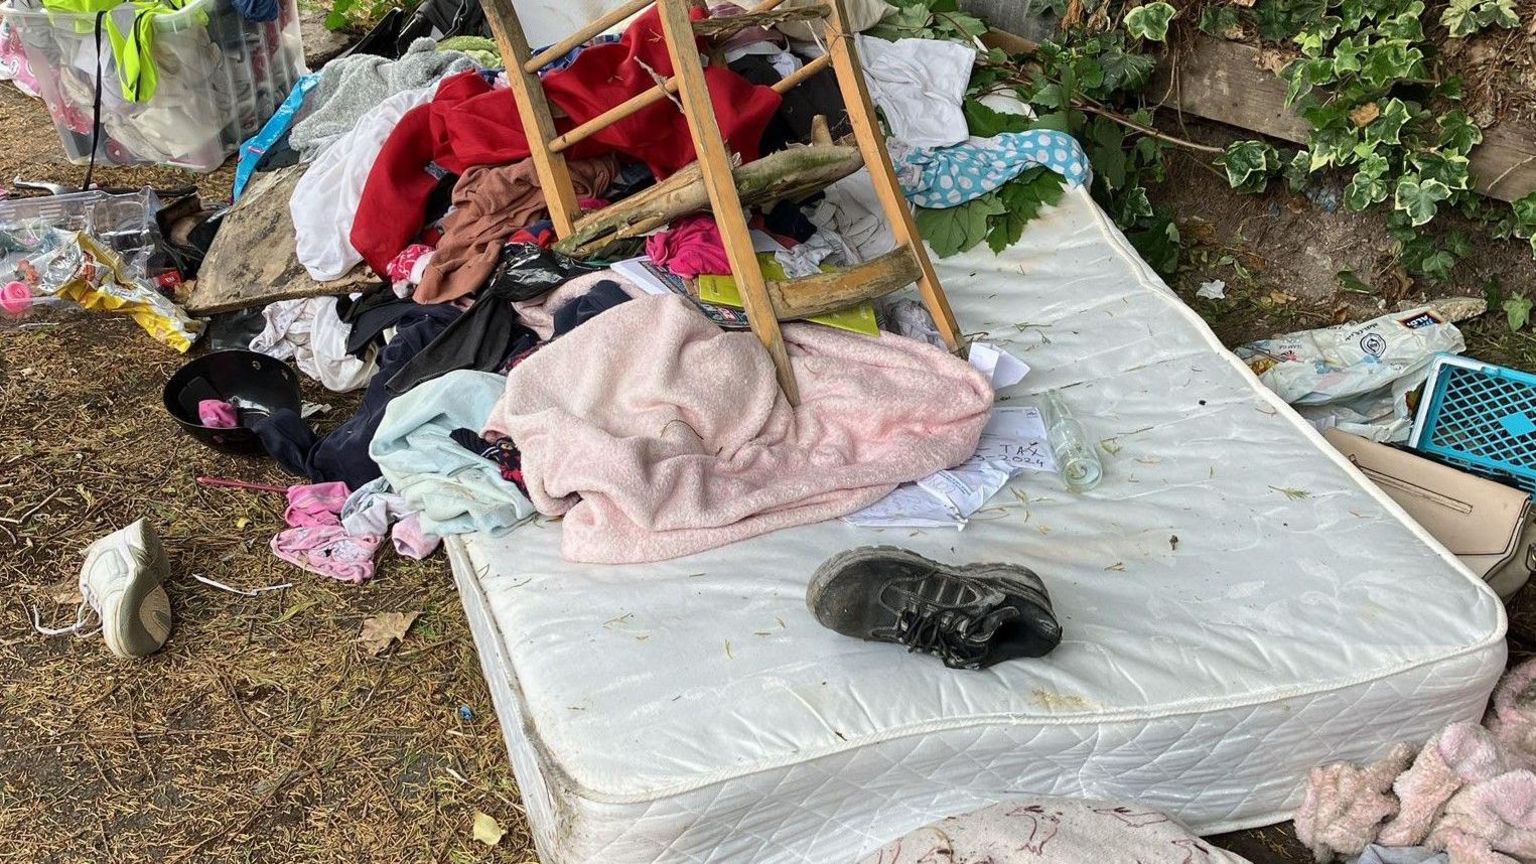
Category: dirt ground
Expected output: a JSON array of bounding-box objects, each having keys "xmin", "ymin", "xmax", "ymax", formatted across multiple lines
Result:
[{"xmin": 0, "ymin": 33, "xmax": 1533, "ymax": 864}]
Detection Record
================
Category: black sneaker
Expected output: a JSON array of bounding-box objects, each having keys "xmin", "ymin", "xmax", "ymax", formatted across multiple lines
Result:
[{"xmin": 807, "ymin": 546, "xmax": 1062, "ymax": 670}]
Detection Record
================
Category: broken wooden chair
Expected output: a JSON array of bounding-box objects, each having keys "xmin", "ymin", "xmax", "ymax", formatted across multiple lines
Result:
[{"xmin": 480, "ymin": 0, "xmax": 963, "ymax": 402}]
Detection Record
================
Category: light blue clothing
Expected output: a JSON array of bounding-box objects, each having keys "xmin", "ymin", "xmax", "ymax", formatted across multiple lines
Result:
[
  {"xmin": 233, "ymin": 73, "xmax": 318, "ymax": 200},
  {"xmin": 370, "ymin": 370, "xmax": 534, "ymax": 537},
  {"xmin": 893, "ymin": 129, "xmax": 1090, "ymax": 209}
]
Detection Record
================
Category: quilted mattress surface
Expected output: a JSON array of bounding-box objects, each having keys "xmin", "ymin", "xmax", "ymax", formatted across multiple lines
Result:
[{"xmin": 446, "ymin": 185, "xmax": 1507, "ymax": 864}]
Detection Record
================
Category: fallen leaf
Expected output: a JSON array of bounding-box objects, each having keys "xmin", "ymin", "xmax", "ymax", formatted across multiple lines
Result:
[
  {"xmin": 472, "ymin": 811, "xmax": 504, "ymax": 847},
  {"xmin": 359, "ymin": 611, "xmax": 420, "ymax": 656},
  {"xmin": 272, "ymin": 598, "xmax": 316, "ymax": 624},
  {"xmin": 1350, "ymin": 102, "xmax": 1381, "ymax": 127},
  {"xmin": 235, "ymin": 517, "xmax": 250, "ymax": 529},
  {"xmin": 52, "ymin": 587, "xmax": 83, "ymax": 605},
  {"xmin": 1269, "ymin": 485, "xmax": 1311, "ymax": 500}
]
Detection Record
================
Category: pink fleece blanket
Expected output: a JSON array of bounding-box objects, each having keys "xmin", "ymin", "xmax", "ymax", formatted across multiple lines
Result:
[{"xmin": 484, "ymin": 294, "xmax": 993, "ymax": 563}]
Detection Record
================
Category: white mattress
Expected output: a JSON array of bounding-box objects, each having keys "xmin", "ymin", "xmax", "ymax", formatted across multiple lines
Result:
[{"xmin": 446, "ymin": 185, "xmax": 1507, "ymax": 864}]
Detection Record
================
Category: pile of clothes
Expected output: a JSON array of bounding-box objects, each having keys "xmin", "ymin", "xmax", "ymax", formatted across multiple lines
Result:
[
  {"xmin": 1295, "ymin": 658, "xmax": 1536, "ymax": 864},
  {"xmin": 209, "ymin": 0, "xmax": 1093, "ymax": 580}
]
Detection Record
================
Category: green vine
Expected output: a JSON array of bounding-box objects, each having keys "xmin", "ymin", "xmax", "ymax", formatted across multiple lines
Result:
[
  {"xmin": 877, "ymin": 0, "xmax": 1189, "ymax": 271},
  {"xmin": 1202, "ymin": 0, "xmax": 1533, "ymax": 286}
]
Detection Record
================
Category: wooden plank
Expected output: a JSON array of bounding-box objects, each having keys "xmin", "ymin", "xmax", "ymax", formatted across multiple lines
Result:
[
  {"xmin": 823, "ymin": 0, "xmax": 964, "ymax": 352},
  {"xmin": 483, "ymin": 0, "xmax": 583, "ymax": 235},
  {"xmin": 522, "ymin": 0, "xmax": 652, "ymax": 73},
  {"xmin": 1152, "ymin": 35, "xmax": 1536, "ymax": 203},
  {"xmin": 656, "ymin": 0, "xmax": 801, "ymax": 403},
  {"xmin": 186, "ymin": 166, "xmax": 373, "ymax": 314},
  {"xmin": 768, "ymin": 248, "xmax": 920, "ymax": 318}
]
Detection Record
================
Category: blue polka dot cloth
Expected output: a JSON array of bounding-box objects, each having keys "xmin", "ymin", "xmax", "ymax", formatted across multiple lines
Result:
[{"xmin": 891, "ymin": 129, "xmax": 1091, "ymax": 210}]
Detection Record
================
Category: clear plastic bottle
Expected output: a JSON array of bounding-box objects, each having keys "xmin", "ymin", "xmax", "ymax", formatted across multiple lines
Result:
[{"xmin": 1042, "ymin": 389, "xmax": 1103, "ymax": 493}]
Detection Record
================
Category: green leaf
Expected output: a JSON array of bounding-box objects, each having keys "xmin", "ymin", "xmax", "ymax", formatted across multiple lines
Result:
[
  {"xmin": 1515, "ymin": 192, "xmax": 1536, "ymax": 228},
  {"xmin": 1436, "ymin": 111, "xmax": 1484, "ymax": 154},
  {"xmin": 1418, "ymin": 250, "xmax": 1457, "ymax": 282},
  {"xmin": 963, "ymin": 99, "xmax": 1029, "ymax": 138},
  {"xmin": 1393, "ymin": 175, "xmax": 1452, "ymax": 226},
  {"xmin": 1124, "ymin": 2, "xmax": 1177, "ymax": 41},
  {"xmin": 1128, "ymin": 215, "xmax": 1181, "ymax": 275},
  {"xmin": 1363, "ymin": 98, "xmax": 1413, "ymax": 146},
  {"xmin": 1337, "ymin": 270, "xmax": 1376, "ymax": 294},
  {"xmin": 1116, "ymin": 185, "xmax": 1155, "ymax": 225},
  {"xmin": 323, "ymin": 8, "xmax": 349, "ymax": 29},
  {"xmin": 1199, "ymin": 5, "xmax": 1243, "ymax": 37},
  {"xmin": 1332, "ymin": 35, "xmax": 1366, "ymax": 74},
  {"xmin": 1344, "ymin": 171, "xmax": 1391, "ymax": 211},
  {"xmin": 1410, "ymin": 151, "xmax": 1472, "ymax": 192},
  {"xmin": 1218, "ymin": 140, "xmax": 1281, "ymax": 193},
  {"xmin": 1028, "ymin": 111, "xmax": 1075, "ymax": 133},
  {"xmin": 1441, "ymin": 0, "xmax": 1481, "ymax": 36},
  {"xmin": 1284, "ymin": 149, "xmax": 1313, "ymax": 192},
  {"xmin": 916, "ymin": 195, "xmax": 1007, "ymax": 258},
  {"xmin": 1505, "ymin": 296, "xmax": 1532, "ymax": 332}
]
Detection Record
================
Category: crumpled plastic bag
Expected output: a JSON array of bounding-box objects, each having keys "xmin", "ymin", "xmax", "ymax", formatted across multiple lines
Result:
[
  {"xmin": 1236, "ymin": 306, "xmax": 1464, "ymax": 443},
  {"xmin": 483, "ymin": 243, "xmax": 597, "ymax": 303},
  {"xmin": 13, "ymin": 227, "xmax": 202, "ymax": 351}
]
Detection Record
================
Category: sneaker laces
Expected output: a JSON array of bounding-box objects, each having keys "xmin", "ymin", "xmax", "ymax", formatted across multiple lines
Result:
[
  {"xmin": 29, "ymin": 577, "xmax": 102, "ymax": 638},
  {"xmin": 889, "ymin": 603, "xmax": 1000, "ymax": 669}
]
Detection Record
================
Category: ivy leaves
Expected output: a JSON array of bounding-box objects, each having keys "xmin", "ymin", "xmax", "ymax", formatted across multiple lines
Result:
[
  {"xmin": 1393, "ymin": 176, "xmax": 1452, "ymax": 226},
  {"xmin": 1441, "ymin": 0, "xmax": 1519, "ymax": 38},
  {"xmin": 915, "ymin": 168, "xmax": 1066, "ymax": 258},
  {"xmin": 868, "ymin": 0, "xmax": 987, "ymax": 41},
  {"xmin": 1124, "ymin": 2, "xmax": 1177, "ymax": 41},
  {"xmin": 1219, "ymin": 141, "xmax": 1282, "ymax": 193}
]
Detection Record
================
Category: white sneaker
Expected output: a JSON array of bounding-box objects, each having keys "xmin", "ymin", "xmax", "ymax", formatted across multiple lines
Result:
[{"xmin": 33, "ymin": 519, "xmax": 173, "ymax": 658}]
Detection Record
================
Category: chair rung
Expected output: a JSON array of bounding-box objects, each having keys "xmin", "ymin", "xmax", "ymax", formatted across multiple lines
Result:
[
  {"xmin": 692, "ymin": 6, "xmax": 825, "ymax": 37},
  {"xmin": 767, "ymin": 247, "xmax": 920, "ymax": 320},
  {"xmin": 770, "ymin": 52, "xmax": 831, "ymax": 94},
  {"xmin": 549, "ymin": 78, "xmax": 680, "ymax": 153},
  {"xmin": 522, "ymin": 0, "xmax": 653, "ymax": 73}
]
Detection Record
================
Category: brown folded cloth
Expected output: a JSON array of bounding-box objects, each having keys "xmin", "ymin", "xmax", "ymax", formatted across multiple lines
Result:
[{"xmin": 414, "ymin": 155, "xmax": 620, "ymax": 304}]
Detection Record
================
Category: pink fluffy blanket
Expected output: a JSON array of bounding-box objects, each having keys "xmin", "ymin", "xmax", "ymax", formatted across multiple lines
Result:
[{"xmin": 484, "ymin": 294, "xmax": 992, "ymax": 563}]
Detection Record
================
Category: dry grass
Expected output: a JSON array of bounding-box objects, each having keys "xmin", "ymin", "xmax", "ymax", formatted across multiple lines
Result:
[{"xmin": 0, "ymin": 314, "xmax": 537, "ymax": 863}]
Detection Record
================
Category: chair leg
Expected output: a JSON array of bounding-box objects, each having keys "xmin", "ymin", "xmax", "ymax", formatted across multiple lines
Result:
[
  {"xmin": 482, "ymin": 0, "xmax": 583, "ymax": 236},
  {"xmin": 820, "ymin": 0, "xmax": 965, "ymax": 354},
  {"xmin": 655, "ymin": 0, "xmax": 801, "ymax": 404}
]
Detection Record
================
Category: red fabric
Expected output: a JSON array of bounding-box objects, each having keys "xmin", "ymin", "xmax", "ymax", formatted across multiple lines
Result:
[{"xmin": 350, "ymin": 7, "xmax": 782, "ymax": 274}]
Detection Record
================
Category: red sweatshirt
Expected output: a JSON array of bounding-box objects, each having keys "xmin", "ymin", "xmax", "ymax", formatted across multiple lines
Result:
[{"xmin": 350, "ymin": 7, "xmax": 782, "ymax": 274}]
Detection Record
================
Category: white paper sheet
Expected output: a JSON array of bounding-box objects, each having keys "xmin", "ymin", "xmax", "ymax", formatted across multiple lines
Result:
[
  {"xmin": 844, "ymin": 407, "xmax": 1056, "ymax": 530},
  {"xmin": 969, "ymin": 341, "xmax": 1031, "ymax": 389}
]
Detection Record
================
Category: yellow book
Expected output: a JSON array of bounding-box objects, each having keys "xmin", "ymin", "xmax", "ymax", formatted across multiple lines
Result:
[{"xmin": 695, "ymin": 254, "xmax": 881, "ymax": 337}]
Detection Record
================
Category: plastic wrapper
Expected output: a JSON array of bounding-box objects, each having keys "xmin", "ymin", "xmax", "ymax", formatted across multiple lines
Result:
[
  {"xmin": 2, "ymin": 225, "xmax": 202, "ymax": 351},
  {"xmin": 1236, "ymin": 306, "xmax": 1464, "ymax": 442},
  {"xmin": 484, "ymin": 243, "xmax": 598, "ymax": 302}
]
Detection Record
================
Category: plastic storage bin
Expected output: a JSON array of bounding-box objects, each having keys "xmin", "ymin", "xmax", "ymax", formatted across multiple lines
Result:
[
  {"xmin": 1410, "ymin": 352, "xmax": 1536, "ymax": 494},
  {"xmin": 1, "ymin": 0, "xmax": 306, "ymax": 172}
]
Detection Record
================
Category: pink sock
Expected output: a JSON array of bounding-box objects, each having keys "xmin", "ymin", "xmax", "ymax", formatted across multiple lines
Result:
[
  {"xmin": 197, "ymin": 399, "xmax": 238, "ymax": 428},
  {"xmin": 390, "ymin": 514, "xmax": 441, "ymax": 561}
]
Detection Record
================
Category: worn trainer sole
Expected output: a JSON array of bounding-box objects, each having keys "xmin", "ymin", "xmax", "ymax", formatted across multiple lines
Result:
[{"xmin": 87, "ymin": 519, "xmax": 174, "ymax": 659}]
